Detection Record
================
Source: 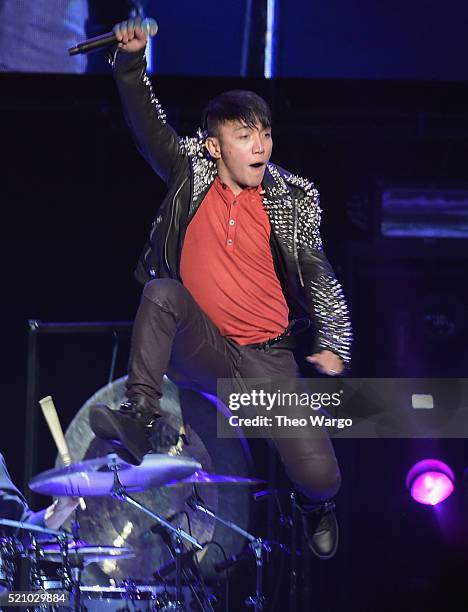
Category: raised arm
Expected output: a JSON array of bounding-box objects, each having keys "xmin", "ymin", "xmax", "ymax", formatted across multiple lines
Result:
[{"xmin": 110, "ymin": 18, "xmax": 187, "ymax": 184}]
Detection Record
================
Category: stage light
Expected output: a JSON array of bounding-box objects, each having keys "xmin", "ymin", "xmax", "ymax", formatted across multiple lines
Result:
[{"xmin": 406, "ymin": 459, "xmax": 455, "ymax": 506}]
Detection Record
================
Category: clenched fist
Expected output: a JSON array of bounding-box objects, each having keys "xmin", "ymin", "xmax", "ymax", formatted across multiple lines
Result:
[
  {"xmin": 44, "ymin": 496, "xmax": 80, "ymax": 530},
  {"xmin": 113, "ymin": 17, "xmax": 148, "ymax": 53}
]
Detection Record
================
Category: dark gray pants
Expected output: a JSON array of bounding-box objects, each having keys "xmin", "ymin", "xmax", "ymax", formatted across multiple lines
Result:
[{"xmin": 126, "ymin": 279, "xmax": 341, "ymax": 502}]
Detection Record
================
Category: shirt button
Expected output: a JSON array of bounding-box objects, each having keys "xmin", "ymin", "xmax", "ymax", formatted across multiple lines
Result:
[
  {"xmin": 233, "ymin": 200, "xmax": 237, "ymax": 205},
  {"xmin": 229, "ymin": 219, "xmax": 235, "ymax": 226},
  {"xmin": 227, "ymin": 239, "xmax": 233, "ymax": 245}
]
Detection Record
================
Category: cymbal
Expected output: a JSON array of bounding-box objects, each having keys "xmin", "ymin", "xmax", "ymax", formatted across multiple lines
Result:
[
  {"xmin": 165, "ymin": 470, "xmax": 266, "ymax": 485},
  {"xmin": 36, "ymin": 539, "xmax": 135, "ymax": 565},
  {"xmin": 29, "ymin": 453, "xmax": 202, "ymax": 497}
]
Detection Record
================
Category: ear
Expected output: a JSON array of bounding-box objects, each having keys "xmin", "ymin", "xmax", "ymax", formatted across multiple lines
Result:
[{"xmin": 205, "ymin": 136, "xmax": 221, "ymax": 159}]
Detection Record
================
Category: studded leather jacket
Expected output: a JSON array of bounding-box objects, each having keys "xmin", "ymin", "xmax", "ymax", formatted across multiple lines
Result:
[{"xmin": 112, "ymin": 49, "xmax": 352, "ymax": 367}]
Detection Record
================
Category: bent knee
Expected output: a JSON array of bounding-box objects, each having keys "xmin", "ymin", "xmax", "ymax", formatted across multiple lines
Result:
[
  {"xmin": 290, "ymin": 456, "xmax": 342, "ymax": 501},
  {"xmin": 143, "ymin": 278, "xmax": 187, "ymax": 307}
]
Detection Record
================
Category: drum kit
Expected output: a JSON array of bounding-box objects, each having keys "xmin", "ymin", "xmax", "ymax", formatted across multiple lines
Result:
[
  {"xmin": 0, "ymin": 451, "xmax": 275, "ymax": 611},
  {"xmin": 0, "ymin": 377, "xmax": 296, "ymax": 610}
]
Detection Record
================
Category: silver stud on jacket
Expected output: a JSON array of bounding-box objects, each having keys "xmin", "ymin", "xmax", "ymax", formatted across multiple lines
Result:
[
  {"xmin": 308, "ymin": 275, "xmax": 353, "ymax": 367},
  {"xmin": 262, "ymin": 166, "xmax": 352, "ymax": 366},
  {"xmin": 191, "ymin": 156, "xmax": 217, "ymax": 201},
  {"xmin": 142, "ymin": 74, "xmax": 167, "ymax": 123}
]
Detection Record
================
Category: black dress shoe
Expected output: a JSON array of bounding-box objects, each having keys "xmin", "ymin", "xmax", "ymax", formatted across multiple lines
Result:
[
  {"xmin": 293, "ymin": 495, "xmax": 339, "ymax": 560},
  {"xmin": 89, "ymin": 399, "xmax": 157, "ymax": 465}
]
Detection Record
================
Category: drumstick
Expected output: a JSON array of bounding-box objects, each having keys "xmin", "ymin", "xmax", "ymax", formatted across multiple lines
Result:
[{"xmin": 39, "ymin": 395, "xmax": 86, "ymax": 511}]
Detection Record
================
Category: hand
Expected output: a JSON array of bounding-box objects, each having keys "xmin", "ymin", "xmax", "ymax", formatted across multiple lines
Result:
[
  {"xmin": 44, "ymin": 497, "xmax": 80, "ymax": 530},
  {"xmin": 113, "ymin": 18, "xmax": 148, "ymax": 54},
  {"xmin": 306, "ymin": 350, "xmax": 344, "ymax": 376}
]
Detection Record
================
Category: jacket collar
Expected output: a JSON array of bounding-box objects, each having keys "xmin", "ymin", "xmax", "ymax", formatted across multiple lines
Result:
[
  {"xmin": 193, "ymin": 161, "xmax": 292, "ymax": 203},
  {"xmin": 262, "ymin": 163, "xmax": 292, "ymax": 199}
]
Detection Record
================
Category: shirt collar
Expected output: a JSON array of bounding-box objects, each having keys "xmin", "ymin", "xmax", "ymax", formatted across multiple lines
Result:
[{"xmin": 214, "ymin": 176, "xmax": 262, "ymax": 201}]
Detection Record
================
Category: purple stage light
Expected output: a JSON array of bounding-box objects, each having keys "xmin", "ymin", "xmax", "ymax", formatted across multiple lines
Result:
[{"xmin": 406, "ymin": 459, "xmax": 455, "ymax": 506}]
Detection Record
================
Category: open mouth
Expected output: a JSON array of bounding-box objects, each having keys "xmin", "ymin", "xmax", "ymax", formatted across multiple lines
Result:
[{"xmin": 250, "ymin": 162, "xmax": 265, "ymax": 169}]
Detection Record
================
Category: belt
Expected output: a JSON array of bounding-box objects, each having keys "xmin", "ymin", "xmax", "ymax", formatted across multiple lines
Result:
[{"xmin": 245, "ymin": 318, "xmax": 310, "ymax": 352}]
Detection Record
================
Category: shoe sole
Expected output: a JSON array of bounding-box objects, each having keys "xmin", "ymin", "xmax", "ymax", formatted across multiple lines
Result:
[
  {"xmin": 89, "ymin": 406, "xmax": 150, "ymax": 466},
  {"xmin": 106, "ymin": 440, "xmax": 139, "ymax": 466},
  {"xmin": 310, "ymin": 540, "xmax": 338, "ymax": 560}
]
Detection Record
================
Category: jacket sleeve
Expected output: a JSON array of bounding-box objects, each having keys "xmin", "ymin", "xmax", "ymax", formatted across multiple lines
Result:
[
  {"xmin": 296, "ymin": 187, "xmax": 353, "ymax": 368},
  {"xmin": 111, "ymin": 47, "xmax": 187, "ymax": 184},
  {"xmin": 0, "ymin": 453, "xmax": 47, "ymax": 530}
]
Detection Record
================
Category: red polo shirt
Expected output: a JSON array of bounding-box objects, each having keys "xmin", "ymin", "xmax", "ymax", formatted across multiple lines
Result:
[{"xmin": 179, "ymin": 176, "xmax": 289, "ymax": 345}]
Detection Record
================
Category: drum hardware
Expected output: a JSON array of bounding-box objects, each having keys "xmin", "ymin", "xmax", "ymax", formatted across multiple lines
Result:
[
  {"xmin": 78, "ymin": 583, "xmax": 211, "ymax": 611},
  {"xmin": 28, "ymin": 418, "xmax": 273, "ymax": 612},
  {"xmin": 186, "ymin": 489, "xmax": 271, "ymax": 612},
  {"xmin": 14, "ymin": 509, "xmax": 136, "ymax": 611},
  {"xmin": 36, "ymin": 541, "xmax": 135, "ymax": 566},
  {"xmin": 29, "ymin": 453, "xmax": 206, "ymax": 610},
  {"xmin": 0, "ymin": 519, "xmax": 72, "ymax": 599},
  {"xmin": 36, "ymin": 505, "xmax": 135, "ymax": 566},
  {"xmin": 0, "ymin": 518, "xmax": 69, "ymax": 540},
  {"xmin": 107, "ymin": 453, "xmax": 204, "ymax": 611},
  {"xmin": 0, "ymin": 537, "xmax": 25, "ymax": 593},
  {"xmin": 58, "ymin": 508, "xmax": 80, "ymax": 611},
  {"xmin": 29, "ymin": 537, "xmax": 135, "ymax": 608},
  {"xmin": 151, "ymin": 534, "xmax": 215, "ymax": 612},
  {"xmin": 68, "ymin": 559, "xmax": 83, "ymax": 611},
  {"xmin": 27, "ymin": 534, "xmax": 74, "ymax": 609}
]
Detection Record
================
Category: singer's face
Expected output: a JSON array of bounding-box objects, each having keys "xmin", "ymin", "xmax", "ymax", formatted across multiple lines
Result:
[{"xmin": 205, "ymin": 120, "xmax": 272, "ymax": 195}]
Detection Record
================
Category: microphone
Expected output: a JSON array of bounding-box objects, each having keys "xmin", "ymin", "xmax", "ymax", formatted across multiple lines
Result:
[
  {"xmin": 141, "ymin": 510, "xmax": 185, "ymax": 544},
  {"xmin": 213, "ymin": 550, "xmax": 251, "ymax": 573},
  {"xmin": 185, "ymin": 490, "xmax": 208, "ymax": 513},
  {"xmin": 68, "ymin": 18, "xmax": 158, "ymax": 56}
]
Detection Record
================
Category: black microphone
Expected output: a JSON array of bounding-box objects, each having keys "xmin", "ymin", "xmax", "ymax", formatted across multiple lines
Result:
[
  {"xmin": 185, "ymin": 490, "xmax": 209, "ymax": 513},
  {"xmin": 68, "ymin": 18, "xmax": 158, "ymax": 56},
  {"xmin": 141, "ymin": 510, "xmax": 185, "ymax": 544},
  {"xmin": 213, "ymin": 549, "xmax": 251, "ymax": 573}
]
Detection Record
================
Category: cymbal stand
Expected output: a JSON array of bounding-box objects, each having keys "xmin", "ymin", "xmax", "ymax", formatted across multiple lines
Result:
[
  {"xmin": 70, "ymin": 507, "xmax": 81, "ymax": 540},
  {"xmin": 153, "ymin": 540, "xmax": 215, "ymax": 612},
  {"xmin": 36, "ymin": 508, "xmax": 84, "ymax": 612},
  {"xmin": 28, "ymin": 536, "xmax": 42, "ymax": 591},
  {"xmin": 187, "ymin": 488, "xmax": 270, "ymax": 611},
  {"xmin": 108, "ymin": 456, "xmax": 203, "ymax": 611},
  {"xmin": 56, "ymin": 535, "xmax": 84, "ymax": 612}
]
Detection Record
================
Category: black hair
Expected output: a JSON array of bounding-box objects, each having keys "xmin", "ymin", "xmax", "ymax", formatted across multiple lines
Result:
[{"xmin": 202, "ymin": 90, "xmax": 272, "ymax": 137}]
